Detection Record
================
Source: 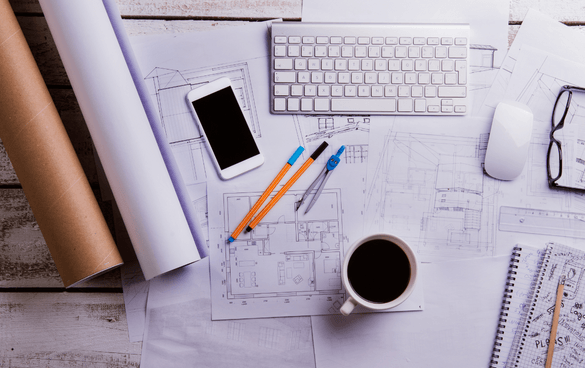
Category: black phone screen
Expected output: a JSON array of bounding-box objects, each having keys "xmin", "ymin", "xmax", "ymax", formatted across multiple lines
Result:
[{"xmin": 192, "ymin": 87, "xmax": 260, "ymax": 170}]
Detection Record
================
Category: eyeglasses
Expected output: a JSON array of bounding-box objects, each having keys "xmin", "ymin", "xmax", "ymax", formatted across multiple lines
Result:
[{"xmin": 547, "ymin": 85, "xmax": 585, "ymax": 186}]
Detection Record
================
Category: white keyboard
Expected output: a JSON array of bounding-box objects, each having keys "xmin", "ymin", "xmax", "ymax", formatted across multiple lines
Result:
[{"xmin": 271, "ymin": 22, "xmax": 470, "ymax": 115}]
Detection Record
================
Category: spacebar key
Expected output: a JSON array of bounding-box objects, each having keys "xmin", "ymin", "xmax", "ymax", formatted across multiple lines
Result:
[{"xmin": 331, "ymin": 98, "xmax": 396, "ymax": 112}]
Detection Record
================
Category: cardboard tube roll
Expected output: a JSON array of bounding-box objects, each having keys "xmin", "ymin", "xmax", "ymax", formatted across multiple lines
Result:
[
  {"xmin": 0, "ymin": 0, "xmax": 123, "ymax": 287},
  {"xmin": 38, "ymin": 0, "xmax": 201, "ymax": 280}
]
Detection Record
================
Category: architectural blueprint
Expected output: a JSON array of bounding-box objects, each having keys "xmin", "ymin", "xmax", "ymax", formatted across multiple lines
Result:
[
  {"xmin": 363, "ymin": 46, "xmax": 585, "ymax": 263},
  {"xmin": 131, "ymin": 22, "xmax": 422, "ymax": 320}
]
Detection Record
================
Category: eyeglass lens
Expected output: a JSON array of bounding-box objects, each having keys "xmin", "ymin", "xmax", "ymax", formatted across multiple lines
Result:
[
  {"xmin": 552, "ymin": 90, "xmax": 570, "ymax": 128},
  {"xmin": 548, "ymin": 141, "xmax": 561, "ymax": 180}
]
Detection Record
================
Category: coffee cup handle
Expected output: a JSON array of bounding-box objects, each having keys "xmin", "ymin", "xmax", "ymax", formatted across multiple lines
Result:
[{"xmin": 340, "ymin": 297, "xmax": 358, "ymax": 316}]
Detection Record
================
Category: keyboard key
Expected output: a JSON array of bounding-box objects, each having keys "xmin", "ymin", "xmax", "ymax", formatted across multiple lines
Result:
[
  {"xmin": 448, "ymin": 46, "xmax": 467, "ymax": 58},
  {"xmin": 274, "ymin": 85, "xmax": 289, "ymax": 96},
  {"xmin": 427, "ymin": 37, "xmax": 439, "ymax": 45},
  {"xmin": 288, "ymin": 45, "xmax": 300, "ymax": 57},
  {"xmin": 295, "ymin": 59, "xmax": 307, "ymax": 70},
  {"xmin": 291, "ymin": 85, "xmax": 303, "ymax": 96},
  {"xmin": 274, "ymin": 36, "xmax": 287, "ymax": 44},
  {"xmin": 382, "ymin": 46, "xmax": 394, "ymax": 58},
  {"xmin": 358, "ymin": 37, "xmax": 370, "ymax": 44},
  {"xmin": 456, "ymin": 60, "xmax": 467, "ymax": 84},
  {"xmin": 274, "ymin": 98, "xmax": 286, "ymax": 111},
  {"xmin": 330, "ymin": 36, "xmax": 342, "ymax": 44},
  {"xmin": 342, "ymin": 46, "xmax": 353, "ymax": 57},
  {"xmin": 385, "ymin": 85, "xmax": 397, "ymax": 97},
  {"xmin": 435, "ymin": 46, "xmax": 447, "ymax": 58},
  {"xmin": 316, "ymin": 36, "xmax": 328, "ymax": 44},
  {"xmin": 288, "ymin": 98, "xmax": 300, "ymax": 111},
  {"xmin": 301, "ymin": 98, "xmax": 313, "ymax": 111},
  {"xmin": 274, "ymin": 58, "xmax": 293, "ymax": 69},
  {"xmin": 398, "ymin": 85, "xmax": 410, "ymax": 97},
  {"xmin": 395, "ymin": 46, "xmax": 407, "ymax": 58},
  {"xmin": 315, "ymin": 46, "xmax": 327, "ymax": 57},
  {"xmin": 438, "ymin": 86, "xmax": 467, "ymax": 98},
  {"xmin": 315, "ymin": 98, "xmax": 330, "ymax": 111},
  {"xmin": 455, "ymin": 37, "xmax": 467, "ymax": 45},
  {"xmin": 415, "ymin": 99, "xmax": 426, "ymax": 112},
  {"xmin": 445, "ymin": 73, "xmax": 458, "ymax": 85},
  {"xmin": 302, "ymin": 46, "xmax": 314, "ymax": 57},
  {"xmin": 274, "ymin": 45, "xmax": 286, "ymax": 57},
  {"xmin": 298, "ymin": 72, "xmax": 310, "ymax": 83},
  {"xmin": 355, "ymin": 46, "xmax": 367, "ymax": 57},
  {"xmin": 331, "ymin": 98, "xmax": 396, "ymax": 112},
  {"xmin": 398, "ymin": 98, "xmax": 413, "ymax": 112},
  {"xmin": 385, "ymin": 37, "xmax": 398, "ymax": 45},
  {"xmin": 274, "ymin": 72, "xmax": 296, "ymax": 83},
  {"xmin": 344, "ymin": 36, "xmax": 356, "ymax": 44},
  {"xmin": 441, "ymin": 37, "xmax": 453, "ymax": 45},
  {"xmin": 302, "ymin": 36, "xmax": 315, "ymax": 44},
  {"xmin": 289, "ymin": 36, "xmax": 301, "ymax": 44},
  {"xmin": 329, "ymin": 46, "xmax": 341, "ymax": 57}
]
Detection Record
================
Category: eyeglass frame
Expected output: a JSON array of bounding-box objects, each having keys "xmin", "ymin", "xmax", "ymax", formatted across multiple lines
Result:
[{"xmin": 547, "ymin": 85, "xmax": 585, "ymax": 186}]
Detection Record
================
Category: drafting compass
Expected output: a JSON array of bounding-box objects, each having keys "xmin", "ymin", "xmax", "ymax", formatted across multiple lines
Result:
[{"xmin": 294, "ymin": 145, "xmax": 345, "ymax": 214}]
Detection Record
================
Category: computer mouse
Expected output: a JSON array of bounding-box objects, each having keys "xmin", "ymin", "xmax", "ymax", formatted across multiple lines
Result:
[{"xmin": 484, "ymin": 101, "xmax": 533, "ymax": 181}]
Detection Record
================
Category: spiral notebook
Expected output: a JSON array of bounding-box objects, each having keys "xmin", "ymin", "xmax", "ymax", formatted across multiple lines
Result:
[
  {"xmin": 489, "ymin": 245, "xmax": 545, "ymax": 368},
  {"xmin": 492, "ymin": 243, "xmax": 585, "ymax": 368}
]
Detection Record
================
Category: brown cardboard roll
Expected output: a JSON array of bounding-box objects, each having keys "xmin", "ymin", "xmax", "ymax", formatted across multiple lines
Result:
[{"xmin": 0, "ymin": 0, "xmax": 123, "ymax": 287}]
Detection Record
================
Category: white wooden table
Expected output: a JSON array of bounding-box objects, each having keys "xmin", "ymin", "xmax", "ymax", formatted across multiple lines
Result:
[{"xmin": 1, "ymin": 0, "xmax": 583, "ymax": 366}]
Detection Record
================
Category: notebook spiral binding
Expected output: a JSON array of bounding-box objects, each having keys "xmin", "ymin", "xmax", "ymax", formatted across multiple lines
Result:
[
  {"xmin": 511, "ymin": 246, "xmax": 551, "ymax": 368},
  {"xmin": 489, "ymin": 246, "xmax": 545, "ymax": 368}
]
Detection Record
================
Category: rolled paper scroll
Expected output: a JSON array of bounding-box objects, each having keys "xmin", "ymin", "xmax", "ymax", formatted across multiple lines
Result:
[
  {"xmin": 38, "ymin": 0, "xmax": 200, "ymax": 280},
  {"xmin": 0, "ymin": 0, "xmax": 123, "ymax": 287}
]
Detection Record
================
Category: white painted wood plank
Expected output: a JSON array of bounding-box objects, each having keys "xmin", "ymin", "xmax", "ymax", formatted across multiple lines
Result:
[
  {"xmin": 0, "ymin": 188, "xmax": 121, "ymax": 288},
  {"xmin": 8, "ymin": 0, "xmax": 585, "ymax": 24},
  {"xmin": 0, "ymin": 293, "xmax": 141, "ymax": 367}
]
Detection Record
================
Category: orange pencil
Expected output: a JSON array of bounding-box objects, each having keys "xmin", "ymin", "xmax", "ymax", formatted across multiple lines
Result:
[
  {"xmin": 228, "ymin": 146, "xmax": 304, "ymax": 242},
  {"xmin": 545, "ymin": 275, "xmax": 566, "ymax": 368},
  {"xmin": 245, "ymin": 141, "xmax": 328, "ymax": 233}
]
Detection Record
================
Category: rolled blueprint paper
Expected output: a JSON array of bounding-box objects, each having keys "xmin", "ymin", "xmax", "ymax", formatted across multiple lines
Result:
[
  {"xmin": 38, "ymin": 0, "xmax": 200, "ymax": 280},
  {"xmin": 102, "ymin": 0, "xmax": 208, "ymax": 258},
  {"xmin": 0, "ymin": 0, "xmax": 123, "ymax": 287}
]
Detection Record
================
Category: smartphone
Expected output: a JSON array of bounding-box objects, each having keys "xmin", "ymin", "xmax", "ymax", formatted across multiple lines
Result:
[{"xmin": 186, "ymin": 77, "xmax": 264, "ymax": 180}]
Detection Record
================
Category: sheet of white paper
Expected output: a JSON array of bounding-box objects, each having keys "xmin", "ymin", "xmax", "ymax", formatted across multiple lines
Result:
[
  {"xmin": 120, "ymin": 262, "xmax": 149, "ymax": 342},
  {"xmin": 302, "ymin": 0, "xmax": 509, "ymax": 113},
  {"xmin": 140, "ymin": 258, "xmax": 316, "ymax": 368},
  {"xmin": 481, "ymin": 9, "xmax": 585, "ymax": 117},
  {"xmin": 363, "ymin": 112, "xmax": 583, "ymax": 263},
  {"xmin": 207, "ymin": 166, "xmax": 424, "ymax": 319},
  {"xmin": 311, "ymin": 256, "xmax": 509, "ymax": 368}
]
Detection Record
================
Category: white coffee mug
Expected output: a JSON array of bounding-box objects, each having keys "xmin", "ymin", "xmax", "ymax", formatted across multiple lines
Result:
[{"xmin": 340, "ymin": 233, "xmax": 418, "ymax": 316}]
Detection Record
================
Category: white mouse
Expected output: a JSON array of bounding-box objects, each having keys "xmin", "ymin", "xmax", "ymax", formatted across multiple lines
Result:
[{"xmin": 484, "ymin": 101, "xmax": 533, "ymax": 181}]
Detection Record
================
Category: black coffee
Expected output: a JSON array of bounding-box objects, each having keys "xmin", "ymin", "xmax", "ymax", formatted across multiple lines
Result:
[{"xmin": 347, "ymin": 239, "xmax": 411, "ymax": 303}]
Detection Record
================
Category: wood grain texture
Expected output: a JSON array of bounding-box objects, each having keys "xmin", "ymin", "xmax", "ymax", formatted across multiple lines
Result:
[
  {"xmin": 0, "ymin": 189, "xmax": 120, "ymax": 288},
  {"xmin": 0, "ymin": 293, "xmax": 141, "ymax": 366}
]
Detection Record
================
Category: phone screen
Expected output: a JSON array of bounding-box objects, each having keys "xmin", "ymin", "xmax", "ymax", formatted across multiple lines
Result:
[{"xmin": 191, "ymin": 87, "xmax": 260, "ymax": 170}]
